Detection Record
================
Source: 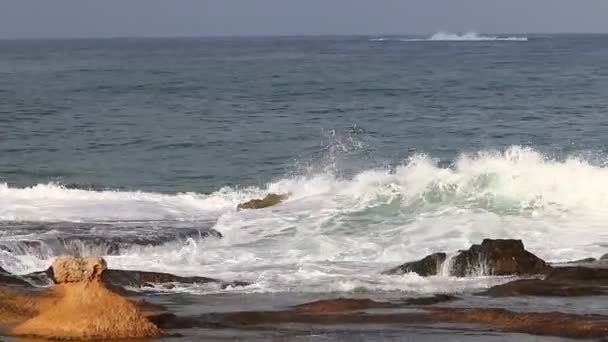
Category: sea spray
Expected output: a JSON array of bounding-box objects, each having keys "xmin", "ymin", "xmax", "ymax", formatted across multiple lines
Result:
[{"xmin": 0, "ymin": 146, "xmax": 606, "ymax": 293}]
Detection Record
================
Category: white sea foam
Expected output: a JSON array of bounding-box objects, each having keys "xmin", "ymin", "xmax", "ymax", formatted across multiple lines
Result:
[
  {"xmin": 1, "ymin": 146, "xmax": 607, "ymax": 293},
  {"xmin": 0, "ymin": 183, "xmax": 263, "ymax": 222},
  {"xmin": 372, "ymin": 32, "xmax": 528, "ymax": 42}
]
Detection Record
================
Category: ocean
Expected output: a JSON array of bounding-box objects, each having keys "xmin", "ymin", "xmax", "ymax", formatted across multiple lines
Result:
[{"xmin": 1, "ymin": 32, "xmax": 608, "ymax": 301}]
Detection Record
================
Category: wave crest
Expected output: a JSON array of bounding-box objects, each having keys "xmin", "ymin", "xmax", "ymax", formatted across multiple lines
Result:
[{"xmin": 0, "ymin": 146, "xmax": 607, "ymax": 222}]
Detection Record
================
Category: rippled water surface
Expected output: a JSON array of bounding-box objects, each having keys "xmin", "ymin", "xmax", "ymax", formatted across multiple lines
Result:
[{"xmin": 1, "ymin": 34, "xmax": 608, "ymax": 295}]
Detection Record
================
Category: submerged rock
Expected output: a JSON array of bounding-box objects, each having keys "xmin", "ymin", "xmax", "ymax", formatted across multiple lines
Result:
[
  {"xmin": 0, "ymin": 267, "xmax": 30, "ymax": 287},
  {"xmin": 148, "ymin": 312, "xmax": 225, "ymax": 330},
  {"xmin": 11, "ymin": 256, "xmax": 162, "ymax": 340},
  {"xmin": 402, "ymin": 294, "xmax": 459, "ymax": 305},
  {"xmin": 384, "ymin": 239, "xmax": 547, "ymax": 277},
  {"xmin": 293, "ymin": 298, "xmax": 392, "ymax": 313},
  {"xmin": 237, "ymin": 193, "xmax": 288, "ymax": 210},
  {"xmin": 383, "ymin": 253, "xmax": 447, "ymax": 276},
  {"xmin": 0, "ymin": 221, "xmax": 222, "ymax": 259},
  {"xmin": 558, "ymin": 257, "xmax": 597, "ymax": 264},
  {"xmin": 217, "ymin": 299, "xmax": 608, "ymax": 339},
  {"xmin": 551, "ymin": 255, "xmax": 608, "ymax": 268},
  {"xmin": 431, "ymin": 307, "xmax": 608, "ymax": 339},
  {"xmin": 0, "ymin": 227, "xmax": 222, "ymax": 257},
  {"xmin": 290, "ymin": 295, "xmax": 459, "ymax": 315}
]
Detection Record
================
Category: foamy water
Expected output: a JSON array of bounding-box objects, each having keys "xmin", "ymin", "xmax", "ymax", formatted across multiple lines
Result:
[{"xmin": 1, "ymin": 146, "xmax": 607, "ymax": 294}]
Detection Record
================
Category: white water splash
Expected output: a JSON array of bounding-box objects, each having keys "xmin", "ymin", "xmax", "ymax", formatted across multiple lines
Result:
[{"xmin": 1, "ymin": 146, "xmax": 607, "ymax": 293}]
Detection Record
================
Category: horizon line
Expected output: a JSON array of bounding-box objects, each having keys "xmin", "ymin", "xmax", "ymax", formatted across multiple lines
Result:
[{"xmin": 1, "ymin": 32, "xmax": 608, "ymax": 41}]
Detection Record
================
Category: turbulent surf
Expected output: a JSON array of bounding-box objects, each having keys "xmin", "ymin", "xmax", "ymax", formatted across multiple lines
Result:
[{"xmin": 1, "ymin": 146, "xmax": 606, "ymax": 294}]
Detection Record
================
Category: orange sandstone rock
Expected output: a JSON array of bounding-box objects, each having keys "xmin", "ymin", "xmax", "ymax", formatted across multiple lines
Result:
[
  {"xmin": 11, "ymin": 256, "xmax": 162, "ymax": 340},
  {"xmin": 0, "ymin": 288, "xmax": 46, "ymax": 325}
]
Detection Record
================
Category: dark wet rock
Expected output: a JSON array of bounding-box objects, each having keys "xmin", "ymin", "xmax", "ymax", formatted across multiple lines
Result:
[
  {"xmin": 481, "ymin": 266, "xmax": 608, "ymax": 297},
  {"xmin": 36, "ymin": 267, "xmax": 249, "ymax": 294},
  {"xmin": 237, "ymin": 193, "xmax": 288, "ymax": 210},
  {"xmin": 386, "ymin": 239, "xmax": 548, "ymax": 277},
  {"xmin": 431, "ymin": 307, "xmax": 608, "ymax": 339},
  {"xmin": 148, "ymin": 313, "xmax": 225, "ymax": 330},
  {"xmin": 382, "ymin": 253, "xmax": 446, "ymax": 276},
  {"xmin": 402, "ymin": 294, "xmax": 459, "ymax": 306},
  {"xmin": 0, "ymin": 266, "xmax": 53, "ymax": 288},
  {"xmin": 217, "ymin": 300, "xmax": 608, "ymax": 339},
  {"xmin": 450, "ymin": 239, "xmax": 548, "ymax": 277},
  {"xmin": 544, "ymin": 266, "xmax": 608, "ymax": 282},
  {"xmin": 601, "ymin": 253, "xmax": 608, "ymax": 261},
  {"xmin": 288, "ymin": 296, "xmax": 459, "ymax": 314},
  {"xmin": 101, "ymin": 269, "xmax": 251, "ymax": 290},
  {"xmin": 21, "ymin": 270, "xmax": 54, "ymax": 287},
  {"xmin": 101, "ymin": 269, "xmax": 212, "ymax": 288},
  {"xmin": 480, "ymin": 278, "xmax": 608, "ymax": 297}
]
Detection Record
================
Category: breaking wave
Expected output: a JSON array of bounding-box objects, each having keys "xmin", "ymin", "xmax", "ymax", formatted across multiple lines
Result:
[
  {"xmin": 1, "ymin": 146, "xmax": 606, "ymax": 293},
  {"xmin": 1, "ymin": 146, "xmax": 606, "ymax": 222},
  {"xmin": 372, "ymin": 32, "xmax": 528, "ymax": 42}
]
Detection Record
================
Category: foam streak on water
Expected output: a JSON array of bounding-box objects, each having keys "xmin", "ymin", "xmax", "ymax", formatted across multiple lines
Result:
[{"xmin": 1, "ymin": 146, "xmax": 607, "ymax": 294}]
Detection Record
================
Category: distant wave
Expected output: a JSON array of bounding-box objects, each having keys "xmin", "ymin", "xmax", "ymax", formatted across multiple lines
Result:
[{"xmin": 372, "ymin": 32, "xmax": 528, "ymax": 42}]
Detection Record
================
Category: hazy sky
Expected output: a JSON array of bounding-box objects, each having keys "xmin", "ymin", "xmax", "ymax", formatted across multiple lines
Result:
[{"xmin": 2, "ymin": 0, "xmax": 608, "ymax": 39}]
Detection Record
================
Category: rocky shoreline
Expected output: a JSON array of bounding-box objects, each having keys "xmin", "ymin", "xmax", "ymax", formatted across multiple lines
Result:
[{"xmin": 0, "ymin": 239, "xmax": 607, "ymax": 340}]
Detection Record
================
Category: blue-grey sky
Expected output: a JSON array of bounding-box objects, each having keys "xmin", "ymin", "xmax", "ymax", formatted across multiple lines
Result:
[{"xmin": 2, "ymin": 0, "xmax": 608, "ymax": 39}]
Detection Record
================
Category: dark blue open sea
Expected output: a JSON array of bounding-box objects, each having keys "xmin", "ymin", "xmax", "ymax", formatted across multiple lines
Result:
[
  {"xmin": 3, "ymin": 33, "xmax": 608, "ymax": 193},
  {"xmin": 1, "ymin": 32, "xmax": 608, "ymax": 340}
]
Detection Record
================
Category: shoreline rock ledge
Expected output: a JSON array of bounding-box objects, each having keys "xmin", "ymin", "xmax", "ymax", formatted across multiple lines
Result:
[
  {"xmin": 384, "ymin": 239, "xmax": 548, "ymax": 277},
  {"xmin": 11, "ymin": 256, "xmax": 162, "ymax": 340}
]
